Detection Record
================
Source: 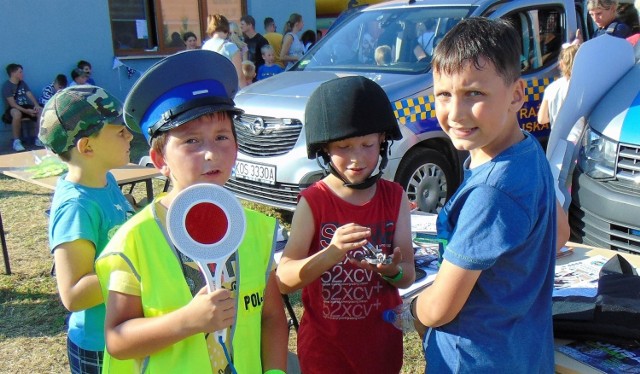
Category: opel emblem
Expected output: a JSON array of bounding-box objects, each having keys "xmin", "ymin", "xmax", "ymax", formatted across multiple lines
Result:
[{"xmin": 251, "ymin": 117, "xmax": 265, "ymax": 135}]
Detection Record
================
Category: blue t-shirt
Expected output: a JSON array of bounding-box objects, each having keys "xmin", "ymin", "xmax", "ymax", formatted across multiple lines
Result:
[
  {"xmin": 425, "ymin": 133, "xmax": 556, "ymax": 373},
  {"xmin": 257, "ymin": 64, "xmax": 284, "ymax": 81},
  {"xmin": 49, "ymin": 172, "xmax": 134, "ymax": 351}
]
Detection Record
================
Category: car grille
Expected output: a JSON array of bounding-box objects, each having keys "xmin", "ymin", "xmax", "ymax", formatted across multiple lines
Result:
[
  {"xmin": 616, "ymin": 143, "xmax": 640, "ymax": 186},
  {"xmin": 234, "ymin": 114, "xmax": 303, "ymax": 157},
  {"xmin": 225, "ymin": 177, "xmax": 302, "ymax": 211},
  {"xmin": 569, "ymin": 199, "xmax": 640, "ymax": 255}
]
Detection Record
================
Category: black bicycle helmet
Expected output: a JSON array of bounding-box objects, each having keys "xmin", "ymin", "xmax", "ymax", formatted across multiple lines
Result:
[{"xmin": 304, "ymin": 76, "xmax": 402, "ymax": 189}]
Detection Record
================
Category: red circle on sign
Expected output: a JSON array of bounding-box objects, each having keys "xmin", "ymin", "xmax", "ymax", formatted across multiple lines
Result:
[{"xmin": 185, "ymin": 202, "xmax": 228, "ymax": 244}]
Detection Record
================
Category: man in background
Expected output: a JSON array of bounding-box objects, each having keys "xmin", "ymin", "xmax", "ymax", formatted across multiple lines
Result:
[
  {"xmin": 263, "ymin": 17, "xmax": 285, "ymax": 68},
  {"xmin": 241, "ymin": 15, "xmax": 269, "ymax": 76}
]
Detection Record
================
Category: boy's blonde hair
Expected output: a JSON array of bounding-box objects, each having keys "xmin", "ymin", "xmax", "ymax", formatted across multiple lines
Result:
[
  {"xmin": 375, "ymin": 45, "xmax": 392, "ymax": 65},
  {"xmin": 261, "ymin": 44, "xmax": 275, "ymax": 55},
  {"xmin": 559, "ymin": 44, "xmax": 579, "ymax": 78},
  {"xmin": 587, "ymin": 0, "xmax": 617, "ymax": 11},
  {"xmin": 242, "ymin": 60, "xmax": 256, "ymax": 79}
]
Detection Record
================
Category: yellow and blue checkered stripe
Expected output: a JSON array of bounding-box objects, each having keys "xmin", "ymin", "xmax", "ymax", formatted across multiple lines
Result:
[
  {"xmin": 524, "ymin": 77, "xmax": 552, "ymax": 102},
  {"xmin": 393, "ymin": 95, "xmax": 436, "ymax": 125},
  {"xmin": 392, "ymin": 77, "xmax": 555, "ymax": 134}
]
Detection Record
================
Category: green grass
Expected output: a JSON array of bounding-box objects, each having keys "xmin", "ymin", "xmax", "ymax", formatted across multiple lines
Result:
[{"xmin": 0, "ymin": 134, "xmax": 425, "ymax": 373}]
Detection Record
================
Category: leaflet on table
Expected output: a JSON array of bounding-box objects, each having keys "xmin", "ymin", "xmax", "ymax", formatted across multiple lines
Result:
[
  {"xmin": 411, "ymin": 213, "xmax": 437, "ymax": 234},
  {"xmin": 556, "ymin": 341, "xmax": 640, "ymax": 373},
  {"xmin": 400, "ymin": 262, "xmax": 438, "ymax": 299},
  {"xmin": 553, "ymin": 255, "xmax": 609, "ymax": 297}
]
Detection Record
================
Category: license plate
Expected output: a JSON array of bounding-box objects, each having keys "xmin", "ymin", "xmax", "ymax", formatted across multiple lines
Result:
[{"xmin": 234, "ymin": 160, "xmax": 276, "ymax": 185}]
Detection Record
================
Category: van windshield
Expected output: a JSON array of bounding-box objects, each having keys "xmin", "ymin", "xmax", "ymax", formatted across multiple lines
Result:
[{"xmin": 295, "ymin": 6, "xmax": 475, "ymax": 74}]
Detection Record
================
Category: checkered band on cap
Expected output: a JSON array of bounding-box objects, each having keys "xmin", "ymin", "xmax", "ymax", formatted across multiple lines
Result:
[{"xmin": 38, "ymin": 85, "xmax": 127, "ymax": 154}]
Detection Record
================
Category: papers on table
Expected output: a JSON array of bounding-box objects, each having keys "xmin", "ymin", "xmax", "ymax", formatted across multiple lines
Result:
[
  {"xmin": 411, "ymin": 212, "xmax": 437, "ymax": 234},
  {"xmin": 553, "ymin": 255, "xmax": 609, "ymax": 297}
]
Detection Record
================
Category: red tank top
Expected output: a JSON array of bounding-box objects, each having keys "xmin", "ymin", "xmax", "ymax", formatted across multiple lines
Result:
[{"xmin": 297, "ymin": 179, "xmax": 403, "ymax": 374}]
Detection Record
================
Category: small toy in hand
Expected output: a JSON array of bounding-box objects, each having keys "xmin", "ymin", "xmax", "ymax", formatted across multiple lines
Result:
[{"xmin": 362, "ymin": 241, "xmax": 393, "ymax": 265}]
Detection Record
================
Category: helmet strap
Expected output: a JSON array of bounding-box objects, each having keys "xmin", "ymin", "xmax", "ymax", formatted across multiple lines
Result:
[{"xmin": 318, "ymin": 141, "xmax": 390, "ymax": 190}]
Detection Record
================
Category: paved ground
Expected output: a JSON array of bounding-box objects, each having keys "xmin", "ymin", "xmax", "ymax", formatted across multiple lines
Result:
[{"xmin": 0, "ymin": 120, "xmax": 42, "ymax": 155}]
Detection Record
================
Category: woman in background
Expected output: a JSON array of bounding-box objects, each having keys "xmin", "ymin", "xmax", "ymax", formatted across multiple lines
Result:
[
  {"xmin": 202, "ymin": 14, "xmax": 246, "ymax": 88},
  {"xmin": 229, "ymin": 21, "xmax": 249, "ymax": 61},
  {"xmin": 280, "ymin": 13, "xmax": 305, "ymax": 70}
]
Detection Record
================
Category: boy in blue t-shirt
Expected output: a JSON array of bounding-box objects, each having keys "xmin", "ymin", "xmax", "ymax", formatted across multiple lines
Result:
[
  {"xmin": 257, "ymin": 44, "xmax": 284, "ymax": 81},
  {"xmin": 38, "ymin": 85, "xmax": 137, "ymax": 374},
  {"xmin": 410, "ymin": 18, "xmax": 569, "ymax": 372}
]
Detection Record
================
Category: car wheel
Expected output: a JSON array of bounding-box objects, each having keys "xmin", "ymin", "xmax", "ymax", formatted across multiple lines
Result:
[{"xmin": 395, "ymin": 148, "xmax": 455, "ymax": 213}]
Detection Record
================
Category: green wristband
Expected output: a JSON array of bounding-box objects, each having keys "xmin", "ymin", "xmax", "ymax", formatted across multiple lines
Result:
[
  {"xmin": 382, "ymin": 266, "xmax": 403, "ymax": 283},
  {"xmin": 264, "ymin": 370, "xmax": 286, "ymax": 374}
]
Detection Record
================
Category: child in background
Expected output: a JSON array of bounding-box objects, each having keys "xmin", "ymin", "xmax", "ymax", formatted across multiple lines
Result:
[
  {"xmin": 257, "ymin": 44, "xmax": 284, "ymax": 80},
  {"xmin": 375, "ymin": 45, "xmax": 392, "ymax": 66},
  {"xmin": 77, "ymin": 61, "xmax": 95, "ymax": 85},
  {"xmin": 39, "ymin": 74, "xmax": 68, "ymax": 106},
  {"xmin": 410, "ymin": 18, "xmax": 568, "ymax": 372},
  {"xmin": 69, "ymin": 68, "xmax": 88, "ymax": 87},
  {"xmin": 2, "ymin": 63, "xmax": 43, "ymax": 151},
  {"xmin": 538, "ymin": 44, "xmax": 580, "ymax": 129},
  {"xmin": 241, "ymin": 60, "xmax": 256, "ymax": 86},
  {"xmin": 95, "ymin": 50, "xmax": 288, "ymax": 373},
  {"xmin": 38, "ymin": 85, "xmax": 136, "ymax": 374},
  {"xmin": 276, "ymin": 76, "xmax": 415, "ymax": 374}
]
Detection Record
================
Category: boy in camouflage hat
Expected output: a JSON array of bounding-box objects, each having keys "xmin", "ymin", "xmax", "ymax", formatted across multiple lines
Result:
[{"xmin": 39, "ymin": 85, "xmax": 138, "ymax": 374}]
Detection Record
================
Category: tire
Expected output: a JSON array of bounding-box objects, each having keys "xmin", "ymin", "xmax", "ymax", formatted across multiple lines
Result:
[{"xmin": 394, "ymin": 148, "xmax": 456, "ymax": 213}]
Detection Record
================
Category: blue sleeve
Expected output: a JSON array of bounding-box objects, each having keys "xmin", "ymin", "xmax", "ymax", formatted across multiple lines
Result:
[
  {"xmin": 49, "ymin": 197, "xmax": 102, "ymax": 253},
  {"xmin": 443, "ymin": 185, "xmax": 531, "ymax": 270}
]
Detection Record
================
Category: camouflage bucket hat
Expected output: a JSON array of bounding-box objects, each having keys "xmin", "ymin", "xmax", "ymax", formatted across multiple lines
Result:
[{"xmin": 38, "ymin": 85, "xmax": 134, "ymax": 154}]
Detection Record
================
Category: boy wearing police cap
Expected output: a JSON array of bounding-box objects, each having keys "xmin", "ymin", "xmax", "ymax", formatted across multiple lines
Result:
[
  {"xmin": 276, "ymin": 76, "xmax": 415, "ymax": 374},
  {"xmin": 38, "ymin": 85, "xmax": 136, "ymax": 374},
  {"xmin": 95, "ymin": 50, "xmax": 288, "ymax": 374}
]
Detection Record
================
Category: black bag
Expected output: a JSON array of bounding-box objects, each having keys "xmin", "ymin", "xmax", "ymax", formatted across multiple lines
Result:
[{"xmin": 553, "ymin": 255, "xmax": 640, "ymax": 346}]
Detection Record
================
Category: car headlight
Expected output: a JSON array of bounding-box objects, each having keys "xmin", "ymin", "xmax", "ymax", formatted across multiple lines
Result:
[{"xmin": 577, "ymin": 127, "xmax": 617, "ymax": 179}]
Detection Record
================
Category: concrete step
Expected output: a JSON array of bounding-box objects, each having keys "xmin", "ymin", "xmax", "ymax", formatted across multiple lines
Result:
[{"xmin": 1, "ymin": 120, "xmax": 39, "ymax": 155}]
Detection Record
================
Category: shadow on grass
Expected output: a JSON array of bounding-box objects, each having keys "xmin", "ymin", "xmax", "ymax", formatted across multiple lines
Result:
[
  {"xmin": 0, "ymin": 189, "xmax": 51, "ymax": 200},
  {"xmin": 0, "ymin": 289, "xmax": 67, "ymax": 338}
]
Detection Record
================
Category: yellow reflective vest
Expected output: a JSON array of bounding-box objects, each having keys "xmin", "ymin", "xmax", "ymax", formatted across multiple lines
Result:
[{"xmin": 96, "ymin": 200, "xmax": 276, "ymax": 373}]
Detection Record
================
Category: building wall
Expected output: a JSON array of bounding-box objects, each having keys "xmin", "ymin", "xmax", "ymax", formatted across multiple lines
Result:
[
  {"xmin": 0, "ymin": 0, "xmax": 315, "ymax": 104},
  {"xmin": 0, "ymin": 0, "xmax": 133, "ymax": 101}
]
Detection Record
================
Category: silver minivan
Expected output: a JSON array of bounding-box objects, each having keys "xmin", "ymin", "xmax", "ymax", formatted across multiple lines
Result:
[{"xmin": 227, "ymin": 0, "xmax": 590, "ymax": 214}]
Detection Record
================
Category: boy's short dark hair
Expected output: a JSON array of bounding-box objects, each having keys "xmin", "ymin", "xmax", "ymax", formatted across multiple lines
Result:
[
  {"xmin": 432, "ymin": 17, "xmax": 521, "ymax": 85},
  {"xmin": 77, "ymin": 60, "xmax": 92, "ymax": 69},
  {"xmin": 71, "ymin": 68, "xmax": 86, "ymax": 80},
  {"xmin": 6, "ymin": 63, "xmax": 22, "ymax": 77},
  {"xmin": 241, "ymin": 15, "xmax": 256, "ymax": 28},
  {"xmin": 55, "ymin": 74, "xmax": 68, "ymax": 87},
  {"xmin": 264, "ymin": 17, "xmax": 275, "ymax": 29},
  {"xmin": 182, "ymin": 31, "xmax": 197, "ymax": 42}
]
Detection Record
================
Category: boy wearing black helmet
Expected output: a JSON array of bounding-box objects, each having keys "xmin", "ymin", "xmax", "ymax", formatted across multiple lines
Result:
[
  {"xmin": 276, "ymin": 76, "xmax": 415, "ymax": 374},
  {"xmin": 95, "ymin": 50, "xmax": 288, "ymax": 374}
]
